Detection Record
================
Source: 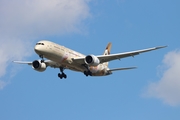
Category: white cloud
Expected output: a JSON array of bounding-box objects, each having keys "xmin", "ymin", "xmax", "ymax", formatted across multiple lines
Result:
[
  {"xmin": 0, "ymin": 0, "xmax": 90, "ymax": 37},
  {"xmin": 145, "ymin": 50, "xmax": 180, "ymax": 106},
  {"xmin": 0, "ymin": 37, "xmax": 32, "ymax": 89},
  {"xmin": 0, "ymin": 80, "xmax": 9, "ymax": 90},
  {"xmin": 0, "ymin": 0, "xmax": 91, "ymax": 89}
]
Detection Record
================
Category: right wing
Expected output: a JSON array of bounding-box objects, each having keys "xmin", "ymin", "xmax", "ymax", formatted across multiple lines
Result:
[
  {"xmin": 72, "ymin": 46, "xmax": 167, "ymax": 65},
  {"xmin": 97, "ymin": 46, "xmax": 167, "ymax": 63}
]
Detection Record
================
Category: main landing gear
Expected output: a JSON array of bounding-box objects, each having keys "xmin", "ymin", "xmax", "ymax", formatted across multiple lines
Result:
[
  {"xmin": 82, "ymin": 64, "xmax": 92, "ymax": 77},
  {"xmin": 58, "ymin": 67, "xmax": 67, "ymax": 79},
  {"xmin": 84, "ymin": 71, "xmax": 92, "ymax": 77}
]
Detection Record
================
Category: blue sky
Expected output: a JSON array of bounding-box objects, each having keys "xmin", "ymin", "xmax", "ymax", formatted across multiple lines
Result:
[{"xmin": 0, "ymin": 0, "xmax": 180, "ymax": 120}]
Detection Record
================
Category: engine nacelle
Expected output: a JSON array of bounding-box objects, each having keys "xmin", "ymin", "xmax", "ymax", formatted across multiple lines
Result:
[
  {"xmin": 85, "ymin": 55, "xmax": 100, "ymax": 66},
  {"xmin": 32, "ymin": 60, "xmax": 46, "ymax": 72}
]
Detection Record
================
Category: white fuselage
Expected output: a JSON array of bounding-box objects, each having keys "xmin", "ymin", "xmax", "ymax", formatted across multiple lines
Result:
[{"xmin": 34, "ymin": 40, "xmax": 111, "ymax": 76}]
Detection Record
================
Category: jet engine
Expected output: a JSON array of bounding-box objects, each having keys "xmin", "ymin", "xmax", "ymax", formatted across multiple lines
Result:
[
  {"xmin": 85, "ymin": 55, "xmax": 100, "ymax": 66},
  {"xmin": 32, "ymin": 60, "xmax": 46, "ymax": 72}
]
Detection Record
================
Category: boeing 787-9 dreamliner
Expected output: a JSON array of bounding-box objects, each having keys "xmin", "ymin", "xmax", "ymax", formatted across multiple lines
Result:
[{"xmin": 14, "ymin": 40, "xmax": 166, "ymax": 79}]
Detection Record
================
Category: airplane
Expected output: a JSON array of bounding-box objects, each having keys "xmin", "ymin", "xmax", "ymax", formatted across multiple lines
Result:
[{"xmin": 13, "ymin": 40, "xmax": 166, "ymax": 79}]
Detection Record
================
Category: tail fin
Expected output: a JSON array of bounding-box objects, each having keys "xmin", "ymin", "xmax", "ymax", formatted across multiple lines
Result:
[
  {"xmin": 103, "ymin": 42, "xmax": 112, "ymax": 67},
  {"xmin": 103, "ymin": 42, "xmax": 112, "ymax": 55}
]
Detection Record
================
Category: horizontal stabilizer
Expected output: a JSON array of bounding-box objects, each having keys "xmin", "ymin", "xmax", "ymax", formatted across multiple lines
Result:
[{"xmin": 109, "ymin": 67, "xmax": 137, "ymax": 72}]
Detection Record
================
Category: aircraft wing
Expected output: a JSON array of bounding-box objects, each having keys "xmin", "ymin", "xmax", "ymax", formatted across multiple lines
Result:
[
  {"xmin": 72, "ymin": 46, "xmax": 167, "ymax": 64},
  {"xmin": 13, "ymin": 60, "xmax": 61, "ymax": 68},
  {"xmin": 13, "ymin": 61, "xmax": 32, "ymax": 65}
]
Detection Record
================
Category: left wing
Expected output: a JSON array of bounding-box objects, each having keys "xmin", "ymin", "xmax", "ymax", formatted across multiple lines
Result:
[
  {"xmin": 13, "ymin": 61, "xmax": 32, "ymax": 65},
  {"xmin": 13, "ymin": 60, "xmax": 61, "ymax": 68},
  {"xmin": 72, "ymin": 46, "xmax": 167, "ymax": 64}
]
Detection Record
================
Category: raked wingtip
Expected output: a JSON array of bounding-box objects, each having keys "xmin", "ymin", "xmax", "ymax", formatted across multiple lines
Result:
[{"xmin": 156, "ymin": 46, "xmax": 168, "ymax": 49}]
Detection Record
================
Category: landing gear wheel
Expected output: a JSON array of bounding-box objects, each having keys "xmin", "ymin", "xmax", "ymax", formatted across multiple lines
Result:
[
  {"xmin": 58, "ymin": 73, "xmax": 67, "ymax": 79},
  {"xmin": 84, "ymin": 71, "xmax": 92, "ymax": 77},
  {"xmin": 84, "ymin": 71, "xmax": 88, "ymax": 76},
  {"xmin": 58, "ymin": 67, "xmax": 67, "ymax": 79},
  {"xmin": 41, "ymin": 60, "xmax": 44, "ymax": 63},
  {"xmin": 82, "ymin": 64, "xmax": 92, "ymax": 77},
  {"xmin": 58, "ymin": 73, "xmax": 61, "ymax": 78},
  {"xmin": 63, "ymin": 73, "xmax": 67, "ymax": 79}
]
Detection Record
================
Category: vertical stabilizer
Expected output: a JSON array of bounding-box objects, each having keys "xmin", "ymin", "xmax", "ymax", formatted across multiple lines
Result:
[
  {"xmin": 103, "ymin": 42, "xmax": 112, "ymax": 67},
  {"xmin": 103, "ymin": 42, "xmax": 112, "ymax": 55}
]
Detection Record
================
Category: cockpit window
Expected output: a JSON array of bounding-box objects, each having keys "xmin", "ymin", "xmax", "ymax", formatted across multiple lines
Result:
[{"xmin": 36, "ymin": 43, "xmax": 44, "ymax": 45}]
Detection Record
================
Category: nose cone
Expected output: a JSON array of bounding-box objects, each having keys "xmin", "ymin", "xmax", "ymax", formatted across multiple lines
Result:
[
  {"xmin": 34, "ymin": 45, "xmax": 38, "ymax": 52},
  {"xmin": 34, "ymin": 45, "xmax": 41, "ymax": 54}
]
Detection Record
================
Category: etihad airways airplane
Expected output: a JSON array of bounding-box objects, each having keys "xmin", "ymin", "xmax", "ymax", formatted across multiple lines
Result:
[{"xmin": 14, "ymin": 40, "xmax": 166, "ymax": 79}]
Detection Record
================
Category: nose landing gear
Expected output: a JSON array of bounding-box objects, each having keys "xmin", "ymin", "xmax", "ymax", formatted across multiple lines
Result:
[
  {"xmin": 58, "ymin": 73, "xmax": 67, "ymax": 79},
  {"xmin": 39, "ymin": 55, "xmax": 44, "ymax": 63},
  {"xmin": 58, "ymin": 67, "xmax": 67, "ymax": 79}
]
